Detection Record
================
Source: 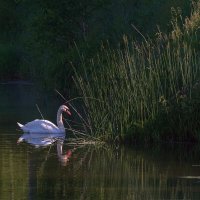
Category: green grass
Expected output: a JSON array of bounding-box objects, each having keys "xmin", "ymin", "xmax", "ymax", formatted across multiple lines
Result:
[{"xmin": 74, "ymin": 1, "xmax": 200, "ymax": 143}]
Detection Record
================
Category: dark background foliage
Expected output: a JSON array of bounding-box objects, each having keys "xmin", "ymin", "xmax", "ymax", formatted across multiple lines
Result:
[{"xmin": 0, "ymin": 0, "xmax": 191, "ymax": 90}]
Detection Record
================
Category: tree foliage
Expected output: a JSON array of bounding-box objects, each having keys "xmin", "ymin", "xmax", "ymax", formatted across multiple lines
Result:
[{"xmin": 0, "ymin": 0, "xmax": 191, "ymax": 90}]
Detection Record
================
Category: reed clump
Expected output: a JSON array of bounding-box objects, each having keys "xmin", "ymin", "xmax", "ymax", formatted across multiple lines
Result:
[{"xmin": 74, "ymin": 1, "xmax": 200, "ymax": 143}]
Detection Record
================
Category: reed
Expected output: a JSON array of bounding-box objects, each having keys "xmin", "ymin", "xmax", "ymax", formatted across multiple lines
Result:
[{"xmin": 73, "ymin": 2, "xmax": 200, "ymax": 143}]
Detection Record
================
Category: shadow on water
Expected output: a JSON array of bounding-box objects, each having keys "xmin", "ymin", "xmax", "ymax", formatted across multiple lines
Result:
[{"xmin": 1, "ymin": 83, "xmax": 200, "ymax": 199}]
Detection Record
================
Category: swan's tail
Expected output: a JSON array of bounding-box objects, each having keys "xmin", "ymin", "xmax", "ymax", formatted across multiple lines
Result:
[{"xmin": 17, "ymin": 122, "xmax": 24, "ymax": 128}]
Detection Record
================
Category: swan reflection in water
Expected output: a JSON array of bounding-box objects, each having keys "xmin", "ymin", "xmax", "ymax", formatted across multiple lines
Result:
[{"xmin": 17, "ymin": 132, "xmax": 72, "ymax": 166}]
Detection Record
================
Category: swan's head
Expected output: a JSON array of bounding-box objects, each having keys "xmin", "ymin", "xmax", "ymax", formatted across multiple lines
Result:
[{"xmin": 60, "ymin": 105, "xmax": 71, "ymax": 116}]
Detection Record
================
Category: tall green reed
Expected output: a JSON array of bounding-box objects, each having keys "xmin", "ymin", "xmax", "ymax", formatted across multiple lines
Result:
[{"xmin": 73, "ymin": 1, "xmax": 200, "ymax": 142}]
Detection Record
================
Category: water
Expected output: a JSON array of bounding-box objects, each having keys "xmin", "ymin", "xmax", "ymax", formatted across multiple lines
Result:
[{"xmin": 1, "ymin": 83, "xmax": 200, "ymax": 200}]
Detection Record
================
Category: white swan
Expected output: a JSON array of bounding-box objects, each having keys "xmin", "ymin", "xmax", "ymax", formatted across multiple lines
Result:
[{"xmin": 17, "ymin": 105, "xmax": 71, "ymax": 135}]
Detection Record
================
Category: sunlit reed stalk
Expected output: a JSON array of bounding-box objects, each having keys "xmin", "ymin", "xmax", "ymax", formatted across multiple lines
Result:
[{"xmin": 36, "ymin": 104, "xmax": 44, "ymax": 119}]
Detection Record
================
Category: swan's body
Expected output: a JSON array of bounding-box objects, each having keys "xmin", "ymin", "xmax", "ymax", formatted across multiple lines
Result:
[
  {"xmin": 17, "ymin": 120, "xmax": 61, "ymax": 134},
  {"xmin": 17, "ymin": 105, "xmax": 71, "ymax": 135}
]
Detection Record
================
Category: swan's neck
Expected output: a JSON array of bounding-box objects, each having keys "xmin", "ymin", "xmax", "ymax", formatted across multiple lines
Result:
[{"xmin": 57, "ymin": 109, "xmax": 65, "ymax": 132}]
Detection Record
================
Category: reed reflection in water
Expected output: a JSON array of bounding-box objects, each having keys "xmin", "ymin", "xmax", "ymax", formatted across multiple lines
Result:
[{"xmin": 1, "ymin": 131, "xmax": 200, "ymax": 199}]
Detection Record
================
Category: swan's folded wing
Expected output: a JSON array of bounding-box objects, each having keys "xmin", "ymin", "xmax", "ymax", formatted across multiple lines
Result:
[
  {"xmin": 40, "ymin": 120, "xmax": 60, "ymax": 132},
  {"xmin": 23, "ymin": 119, "xmax": 60, "ymax": 133}
]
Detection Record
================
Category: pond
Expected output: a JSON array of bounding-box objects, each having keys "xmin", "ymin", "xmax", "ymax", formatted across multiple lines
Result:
[{"xmin": 1, "ymin": 83, "xmax": 200, "ymax": 200}]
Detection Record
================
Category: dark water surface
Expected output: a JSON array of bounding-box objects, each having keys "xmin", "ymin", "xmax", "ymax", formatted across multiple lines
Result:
[{"xmin": 1, "ymin": 83, "xmax": 200, "ymax": 200}]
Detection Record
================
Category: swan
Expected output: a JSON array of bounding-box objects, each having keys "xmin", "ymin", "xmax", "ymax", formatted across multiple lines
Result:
[{"xmin": 17, "ymin": 105, "xmax": 71, "ymax": 136}]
